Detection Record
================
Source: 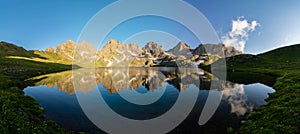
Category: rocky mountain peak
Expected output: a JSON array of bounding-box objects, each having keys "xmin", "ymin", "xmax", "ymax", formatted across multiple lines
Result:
[
  {"xmin": 107, "ymin": 39, "xmax": 121, "ymax": 45},
  {"xmin": 224, "ymin": 45, "xmax": 243, "ymax": 57},
  {"xmin": 193, "ymin": 44, "xmax": 242, "ymax": 57},
  {"xmin": 56, "ymin": 40, "xmax": 76, "ymax": 50},
  {"xmin": 45, "ymin": 47, "xmax": 54, "ymax": 53},
  {"xmin": 40, "ymin": 39, "xmax": 242, "ymax": 67},
  {"xmin": 142, "ymin": 41, "xmax": 165, "ymax": 58},
  {"xmin": 177, "ymin": 41, "xmax": 191, "ymax": 50},
  {"xmin": 167, "ymin": 41, "xmax": 193, "ymax": 58}
]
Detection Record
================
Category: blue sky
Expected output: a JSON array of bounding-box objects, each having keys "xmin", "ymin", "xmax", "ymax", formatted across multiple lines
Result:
[{"xmin": 0, "ymin": 0, "xmax": 300, "ymax": 54}]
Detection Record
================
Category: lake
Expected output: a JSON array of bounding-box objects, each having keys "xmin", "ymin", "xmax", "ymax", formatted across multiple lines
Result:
[{"xmin": 24, "ymin": 67, "xmax": 275, "ymax": 133}]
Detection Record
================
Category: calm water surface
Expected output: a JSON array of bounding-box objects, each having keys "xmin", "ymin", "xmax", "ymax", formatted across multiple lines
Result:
[{"xmin": 24, "ymin": 68, "xmax": 275, "ymax": 133}]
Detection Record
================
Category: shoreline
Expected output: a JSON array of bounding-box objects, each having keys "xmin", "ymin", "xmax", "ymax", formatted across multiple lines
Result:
[{"xmin": 1, "ymin": 61, "xmax": 299, "ymax": 133}]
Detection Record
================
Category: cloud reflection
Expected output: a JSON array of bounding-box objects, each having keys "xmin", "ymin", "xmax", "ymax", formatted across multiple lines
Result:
[{"xmin": 222, "ymin": 82, "xmax": 254, "ymax": 116}]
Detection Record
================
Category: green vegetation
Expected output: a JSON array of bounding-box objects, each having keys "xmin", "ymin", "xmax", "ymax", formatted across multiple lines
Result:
[
  {"xmin": 240, "ymin": 72, "xmax": 300, "ymax": 133},
  {"xmin": 0, "ymin": 56, "xmax": 72, "ymax": 80},
  {"xmin": 0, "ymin": 41, "xmax": 73, "ymax": 133},
  {"xmin": 209, "ymin": 44, "xmax": 300, "ymax": 133},
  {"xmin": 33, "ymin": 50, "xmax": 73, "ymax": 64},
  {"xmin": 0, "ymin": 87, "xmax": 68, "ymax": 133}
]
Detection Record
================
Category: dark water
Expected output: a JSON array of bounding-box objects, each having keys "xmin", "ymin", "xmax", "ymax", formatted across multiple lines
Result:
[{"xmin": 24, "ymin": 68, "xmax": 275, "ymax": 134}]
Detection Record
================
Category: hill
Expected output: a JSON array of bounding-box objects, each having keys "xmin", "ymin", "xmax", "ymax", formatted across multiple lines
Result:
[
  {"xmin": 212, "ymin": 44, "xmax": 300, "ymax": 72},
  {"xmin": 209, "ymin": 44, "xmax": 300, "ymax": 133},
  {"xmin": 0, "ymin": 41, "xmax": 73, "ymax": 133},
  {"xmin": 0, "ymin": 41, "xmax": 39, "ymax": 58},
  {"xmin": 0, "ymin": 41, "xmax": 72, "ymax": 80},
  {"xmin": 258, "ymin": 44, "xmax": 300, "ymax": 62}
]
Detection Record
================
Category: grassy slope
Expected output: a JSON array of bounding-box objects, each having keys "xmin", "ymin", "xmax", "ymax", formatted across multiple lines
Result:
[
  {"xmin": 0, "ymin": 42, "xmax": 73, "ymax": 133},
  {"xmin": 240, "ymin": 72, "xmax": 300, "ymax": 133},
  {"xmin": 211, "ymin": 44, "xmax": 300, "ymax": 133}
]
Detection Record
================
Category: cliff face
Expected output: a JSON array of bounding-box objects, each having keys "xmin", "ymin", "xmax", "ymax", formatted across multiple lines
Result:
[
  {"xmin": 193, "ymin": 44, "xmax": 242, "ymax": 57},
  {"xmin": 41, "ymin": 40, "xmax": 242, "ymax": 67},
  {"xmin": 167, "ymin": 41, "xmax": 193, "ymax": 58},
  {"xmin": 97, "ymin": 40, "xmax": 144, "ymax": 67},
  {"xmin": 142, "ymin": 42, "xmax": 165, "ymax": 58},
  {"xmin": 55, "ymin": 40, "xmax": 76, "ymax": 60}
]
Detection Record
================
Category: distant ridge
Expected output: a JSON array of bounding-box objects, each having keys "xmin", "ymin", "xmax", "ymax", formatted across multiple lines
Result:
[
  {"xmin": 258, "ymin": 44, "xmax": 300, "ymax": 62},
  {"xmin": 0, "ymin": 41, "xmax": 36, "ymax": 57},
  {"xmin": 0, "ymin": 40, "xmax": 243, "ymax": 67},
  {"xmin": 212, "ymin": 44, "xmax": 300, "ymax": 71}
]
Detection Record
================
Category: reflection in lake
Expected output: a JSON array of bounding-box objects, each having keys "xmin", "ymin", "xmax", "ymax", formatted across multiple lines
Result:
[
  {"xmin": 222, "ymin": 83, "xmax": 253, "ymax": 116},
  {"xmin": 24, "ymin": 68, "xmax": 274, "ymax": 133},
  {"xmin": 29, "ymin": 68, "xmax": 208, "ymax": 94}
]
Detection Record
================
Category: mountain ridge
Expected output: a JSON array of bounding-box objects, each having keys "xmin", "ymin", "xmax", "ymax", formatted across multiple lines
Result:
[
  {"xmin": 211, "ymin": 43, "xmax": 300, "ymax": 71},
  {"xmin": 1, "ymin": 40, "xmax": 245, "ymax": 67}
]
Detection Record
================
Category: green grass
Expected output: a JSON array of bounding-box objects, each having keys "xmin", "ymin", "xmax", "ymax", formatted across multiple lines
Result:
[
  {"xmin": 0, "ymin": 41, "xmax": 38, "ymax": 58},
  {"xmin": 0, "ymin": 42, "xmax": 75, "ymax": 133},
  {"xmin": 239, "ymin": 72, "xmax": 300, "ymax": 134},
  {"xmin": 208, "ymin": 44, "xmax": 300, "ymax": 133},
  {"xmin": 258, "ymin": 44, "xmax": 300, "ymax": 63},
  {"xmin": 0, "ymin": 87, "xmax": 68, "ymax": 133},
  {"xmin": 0, "ymin": 57, "xmax": 72, "ymax": 80},
  {"xmin": 0, "ymin": 72, "xmax": 72, "ymax": 133}
]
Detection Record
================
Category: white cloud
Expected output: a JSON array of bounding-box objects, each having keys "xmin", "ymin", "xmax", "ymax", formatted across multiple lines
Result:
[{"xmin": 222, "ymin": 17, "xmax": 260, "ymax": 52}]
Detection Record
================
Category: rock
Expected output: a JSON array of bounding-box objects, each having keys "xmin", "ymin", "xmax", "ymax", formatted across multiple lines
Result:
[
  {"xmin": 224, "ymin": 45, "xmax": 243, "ymax": 57},
  {"xmin": 55, "ymin": 40, "xmax": 77, "ymax": 59},
  {"xmin": 167, "ymin": 41, "xmax": 193, "ymax": 58},
  {"xmin": 38, "ymin": 39, "xmax": 243, "ymax": 67},
  {"xmin": 193, "ymin": 44, "xmax": 242, "ymax": 57},
  {"xmin": 98, "ymin": 40, "xmax": 144, "ymax": 67},
  {"xmin": 142, "ymin": 42, "xmax": 165, "ymax": 58},
  {"xmin": 45, "ymin": 47, "xmax": 54, "ymax": 53}
]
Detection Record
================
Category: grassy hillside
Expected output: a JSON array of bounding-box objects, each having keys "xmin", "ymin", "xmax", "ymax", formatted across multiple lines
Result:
[
  {"xmin": 0, "ymin": 42, "xmax": 73, "ymax": 133},
  {"xmin": 0, "ymin": 42, "xmax": 75, "ymax": 79},
  {"xmin": 239, "ymin": 72, "xmax": 300, "ymax": 133},
  {"xmin": 0, "ymin": 42, "xmax": 40, "ymax": 58},
  {"xmin": 219, "ymin": 44, "xmax": 300, "ymax": 72},
  {"xmin": 210, "ymin": 44, "xmax": 300, "ymax": 133},
  {"xmin": 258, "ymin": 44, "xmax": 300, "ymax": 62}
]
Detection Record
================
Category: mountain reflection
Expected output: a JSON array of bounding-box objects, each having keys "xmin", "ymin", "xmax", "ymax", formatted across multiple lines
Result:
[
  {"xmin": 29, "ymin": 67, "xmax": 209, "ymax": 94},
  {"xmin": 31, "ymin": 68, "xmax": 268, "ymax": 116},
  {"xmin": 27, "ymin": 67, "xmax": 266, "ymax": 117}
]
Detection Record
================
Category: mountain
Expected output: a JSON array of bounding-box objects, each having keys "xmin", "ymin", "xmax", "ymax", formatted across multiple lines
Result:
[
  {"xmin": 36, "ymin": 40, "xmax": 77, "ymax": 64},
  {"xmin": 54, "ymin": 40, "xmax": 76, "ymax": 60},
  {"xmin": 97, "ymin": 40, "xmax": 146, "ymax": 67},
  {"xmin": 193, "ymin": 44, "xmax": 242, "ymax": 57},
  {"xmin": 0, "ymin": 40, "xmax": 243, "ymax": 68},
  {"xmin": 224, "ymin": 45, "xmax": 243, "ymax": 57},
  {"xmin": 167, "ymin": 41, "xmax": 193, "ymax": 58},
  {"xmin": 40, "ymin": 40, "xmax": 243, "ymax": 67},
  {"xmin": 142, "ymin": 41, "xmax": 165, "ymax": 58},
  {"xmin": 40, "ymin": 40, "xmax": 99, "ymax": 67}
]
